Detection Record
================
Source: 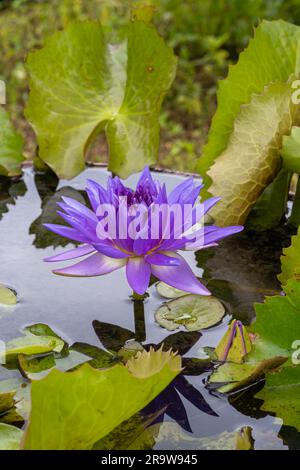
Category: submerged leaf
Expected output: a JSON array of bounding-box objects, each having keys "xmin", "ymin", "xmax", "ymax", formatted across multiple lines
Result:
[
  {"xmin": 0, "ymin": 423, "xmax": 22, "ymax": 450},
  {"xmin": 155, "ymin": 295, "xmax": 225, "ymax": 332},
  {"xmin": 0, "ymin": 108, "xmax": 24, "ymax": 177},
  {"xmin": 23, "ymin": 351, "xmax": 181, "ymax": 449},
  {"xmin": 25, "ymin": 20, "xmax": 176, "ymax": 179},
  {"xmin": 278, "ymin": 227, "xmax": 300, "ymax": 285}
]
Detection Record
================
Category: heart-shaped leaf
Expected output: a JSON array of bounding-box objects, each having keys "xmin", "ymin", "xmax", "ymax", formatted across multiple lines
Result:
[{"xmin": 25, "ymin": 20, "xmax": 177, "ymax": 179}]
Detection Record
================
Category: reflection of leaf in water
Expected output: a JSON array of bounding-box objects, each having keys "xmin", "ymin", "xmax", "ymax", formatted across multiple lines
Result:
[
  {"xmin": 71, "ymin": 342, "xmax": 118, "ymax": 369},
  {"xmin": 142, "ymin": 375, "xmax": 217, "ymax": 433},
  {"xmin": 157, "ymin": 331, "xmax": 201, "ymax": 356},
  {"xmin": 29, "ymin": 186, "xmax": 87, "ymax": 249},
  {"xmin": 149, "ymin": 422, "xmax": 251, "ymax": 450},
  {"xmin": 196, "ymin": 230, "xmax": 287, "ymax": 324},
  {"xmin": 22, "ymin": 351, "xmax": 181, "ymax": 450},
  {"xmin": 93, "ymin": 320, "xmax": 135, "ymax": 354},
  {"xmin": 92, "ymin": 319, "xmax": 216, "ymax": 432},
  {"xmin": 0, "ymin": 177, "xmax": 26, "ymax": 220}
]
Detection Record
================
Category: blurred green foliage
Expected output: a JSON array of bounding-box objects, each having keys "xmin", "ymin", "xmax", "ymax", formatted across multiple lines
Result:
[{"xmin": 1, "ymin": 0, "xmax": 300, "ymax": 172}]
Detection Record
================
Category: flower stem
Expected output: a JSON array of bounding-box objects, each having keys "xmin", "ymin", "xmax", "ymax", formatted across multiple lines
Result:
[{"xmin": 131, "ymin": 291, "xmax": 148, "ymax": 342}]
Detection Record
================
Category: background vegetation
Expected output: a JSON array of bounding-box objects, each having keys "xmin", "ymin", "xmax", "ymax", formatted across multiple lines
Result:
[{"xmin": 1, "ymin": 0, "xmax": 300, "ymax": 172}]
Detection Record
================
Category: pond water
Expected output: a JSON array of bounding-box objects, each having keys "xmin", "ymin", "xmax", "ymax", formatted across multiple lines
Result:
[{"xmin": 0, "ymin": 167, "xmax": 298, "ymax": 450}]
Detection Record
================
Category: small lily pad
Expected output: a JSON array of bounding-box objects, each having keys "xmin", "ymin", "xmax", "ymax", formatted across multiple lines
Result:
[
  {"xmin": 156, "ymin": 282, "xmax": 187, "ymax": 299},
  {"xmin": 0, "ymin": 284, "xmax": 17, "ymax": 305},
  {"xmin": 155, "ymin": 295, "xmax": 225, "ymax": 332}
]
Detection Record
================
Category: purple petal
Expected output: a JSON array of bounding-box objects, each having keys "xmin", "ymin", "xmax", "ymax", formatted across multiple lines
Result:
[
  {"xmin": 94, "ymin": 243, "xmax": 130, "ymax": 259},
  {"xmin": 61, "ymin": 196, "xmax": 98, "ymax": 222},
  {"xmin": 44, "ymin": 244, "xmax": 95, "ymax": 262},
  {"xmin": 86, "ymin": 179, "xmax": 109, "ymax": 210},
  {"xmin": 145, "ymin": 252, "xmax": 180, "ymax": 266},
  {"xmin": 203, "ymin": 197, "xmax": 221, "ymax": 214},
  {"xmin": 53, "ymin": 252, "xmax": 127, "ymax": 277},
  {"xmin": 56, "ymin": 211, "xmax": 98, "ymax": 242},
  {"xmin": 168, "ymin": 178, "xmax": 194, "ymax": 205},
  {"xmin": 126, "ymin": 257, "xmax": 151, "ymax": 294},
  {"xmin": 204, "ymin": 225, "xmax": 243, "ymax": 245},
  {"xmin": 151, "ymin": 253, "xmax": 210, "ymax": 296},
  {"xmin": 43, "ymin": 224, "xmax": 90, "ymax": 244}
]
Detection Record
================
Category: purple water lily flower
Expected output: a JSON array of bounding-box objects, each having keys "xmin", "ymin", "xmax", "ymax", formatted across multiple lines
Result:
[{"xmin": 44, "ymin": 167, "xmax": 243, "ymax": 295}]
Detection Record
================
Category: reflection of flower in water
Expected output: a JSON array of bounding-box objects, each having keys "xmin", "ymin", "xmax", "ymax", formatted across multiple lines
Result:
[
  {"xmin": 44, "ymin": 167, "xmax": 242, "ymax": 295},
  {"xmin": 87, "ymin": 320, "xmax": 218, "ymax": 433}
]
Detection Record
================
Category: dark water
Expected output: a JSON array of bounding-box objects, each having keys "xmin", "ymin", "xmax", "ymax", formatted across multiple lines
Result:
[{"xmin": 0, "ymin": 167, "xmax": 297, "ymax": 450}]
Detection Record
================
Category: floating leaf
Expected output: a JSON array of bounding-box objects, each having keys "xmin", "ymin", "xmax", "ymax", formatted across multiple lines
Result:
[
  {"xmin": 23, "ymin": 350, "xmax": 181, "ymax": 450},
  {"xmin": 196, "ymin": 20, "xmax": 300, "ymax": 225},
  {"xmin": 156, "ymin": 281, "xmax": 187, "ymax": 299},
  {"xmin": 0, "ymin": 107, "xmax": 24, "ymax": 177},
  {"xmin": 6, "ymin": 331, "xmax": 64, "ymax": 359},
  {"xmin": 282, "ymin": 126, "xmax": 300, "ymax": 173},
  {"xmin": 278, "ymin": 227, "xmax": 300, "ymax": 286},
  {"xmin": 0, "ymin": 284, "xmax": 17, "ymax": 305},
  {"xmin": 215, "ymin": 320, "xmax": 252, "ymax": 364},
  {"xmin": 208, "ymin": 357, "xmax": 285, "ymax": 393},
  {"xmin": 255, "ymin": 365, "xmax": 300, "ymax": 432},
  {"xmin": 0, "ymin": 423, "xmax": 22, "ymax": 450},
  {"xmin": 155, "ymin": 294, "xmax": 225, "ymax": 332},
  {"xmin": 25, "ymin": 20, "xmax": 177, "ymax": 179},
  {"xmin": 70, "ymin": 342, "xmax": 117, "ymax": 369}
]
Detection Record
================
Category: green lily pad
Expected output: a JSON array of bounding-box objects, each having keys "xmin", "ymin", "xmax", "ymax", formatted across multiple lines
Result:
[
  {"xmin": 0, "ymin": 423, "xmax": 22, "ymax": 450},
  {"xmin": 22, "ymin": 349, "xmax": 181, "ymax": 449},
  {"xmin": 0, "ymin": 284, "xmax": 17, "ymax": 305},
  {"xmin": 155, "ymin": 295, "xmax": 225, "ymax": 332},
  {"xmin": 156, "ymin": 281, "xmax": 187, "ymax": 299}
]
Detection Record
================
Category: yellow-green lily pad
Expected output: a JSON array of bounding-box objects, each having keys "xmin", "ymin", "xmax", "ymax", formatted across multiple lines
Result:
[{"xmin": 0, "ymin": 284, "xmax": 17, "ymax": 305}]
